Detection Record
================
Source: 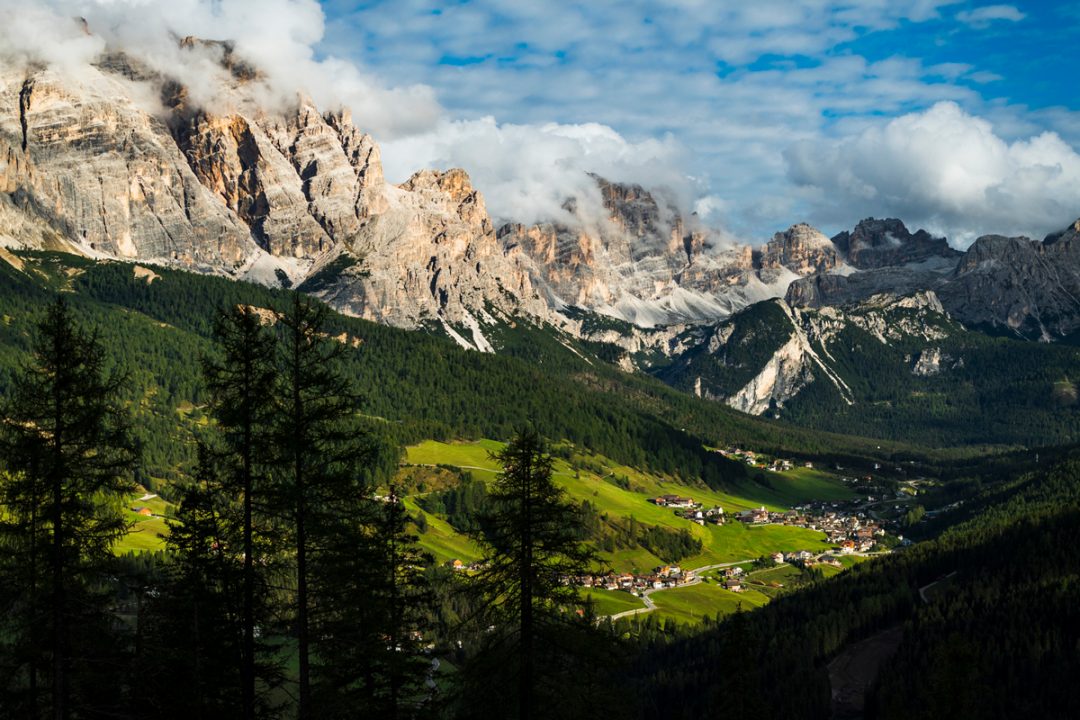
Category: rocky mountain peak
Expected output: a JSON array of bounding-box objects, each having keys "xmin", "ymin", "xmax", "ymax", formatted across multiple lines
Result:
[
  {"xmin": 1044, "ymin": 218, "xmax": 1080, "ymax": 246},
  {"xmin": 832, "ymin": 217, "xmax": 958, "ymax": 269},
  {"xmin": 759, "ymin": 223, "xmax": 840, "ymax": 276},
  {"xmin": 401, "ymin": 168, "xmax": 492, "ymax": 234}
]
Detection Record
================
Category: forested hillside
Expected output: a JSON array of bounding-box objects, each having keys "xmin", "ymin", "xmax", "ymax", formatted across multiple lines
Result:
[
  {"xmin": 647, "ymin": 296, "xmax": 1080, "ymax": 447},
  {"xmin": 0, "ymin": 252, "xmax": 968, "ymax": 494},
  {"xmin": 633, "ymin": 454, "xmax": 1080, "ymax": 719}
]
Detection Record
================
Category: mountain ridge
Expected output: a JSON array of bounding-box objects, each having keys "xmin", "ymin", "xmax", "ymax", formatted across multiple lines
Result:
[{"xmin": 2, "ymin": 33, "xmax": 1080, "ymax": 359}]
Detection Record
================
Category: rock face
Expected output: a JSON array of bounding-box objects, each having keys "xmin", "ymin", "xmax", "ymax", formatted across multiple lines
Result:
[
  {"xmin": 657, "ymin": 291, "xmax": 954, "ymax": 416},
  {"xmin": 0, "ymin": 65, "xmax": 256, "ymax": 267},
  {"xmin": 498, "ymin": 187, "xmax": 833, "ymax": 328},
  {"xmin": 720, "ymin": 301, "xmax": 855, "ymax": 415},
  {"xmin": 0, "ymin": 44, "xmax": 545, "ymax": 347},
  {"xmin": 2, "ymin": 39, "xmax": 828, "ymax": 344},
  {"xmin": 785, "ymin": 217, "xmax": 1080, "ymax": 342},
  {"xmin": 1043, "ymin": 218, "xmax": 1080, "ymax": 246},
  {"xmin": 759, "ymin": 223, "xmax": 841, "ymax": 276},
  {"xmin": 936, "ymin": 232, "xmax": 1080, "ymax": 340},
  {"xmin": 308, "ymin": 167, "xmax": 546, "ymax": 336},
  {"xmin": 832, "ymin": 218, "xmax": 959, "ymax": 269},
  {"xmin": 911, "ymin": 347, "xmax": 954, "ymax": 376}
]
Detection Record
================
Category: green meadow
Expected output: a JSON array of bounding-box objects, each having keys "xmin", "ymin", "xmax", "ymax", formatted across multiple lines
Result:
[
  {"xmin": 581, "ymin": 588, "xmax": 647, "ymax": 616},
  {"xmin": 116, "ymin": 489, "xmax": 172, "ymax": 554},
  {"xmin": 404, "ymin": 439, "xmax": 849, "ymax": 572},
  {"xmin": 648, "ymin": 582, "xmax": 770, "ymax": 626}
]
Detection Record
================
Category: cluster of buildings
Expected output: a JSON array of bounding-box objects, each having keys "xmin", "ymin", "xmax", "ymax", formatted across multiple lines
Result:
[
  {"xmin": 715, "ymin": 447, "xmax": 813, "ymax": 472},
  {"xmin": 649, "ymin": 494, "xmax": 889, "ymax": 555},
  {"xmin": 650, "ymin": 495, "xmax": 725, "ymax": 525},
  {"xmin": 726, "ymin": 502, "xmax": 888, "ymax": 554},
  {"xmin": 571, "ymin": 565, "xmax": 698, "ymax": 594},
  {"xmin": 795, "ymin": 504, "xmax": 888, "ymax": 553}
]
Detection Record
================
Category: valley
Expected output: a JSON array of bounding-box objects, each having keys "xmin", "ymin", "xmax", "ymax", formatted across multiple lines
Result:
[{"xmin": 0, "ymin": 11, "xmax": 1077, "ymax": 718}]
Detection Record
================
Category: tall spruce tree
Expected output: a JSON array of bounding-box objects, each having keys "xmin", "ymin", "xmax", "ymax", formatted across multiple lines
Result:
[
  {"xmin": 462, "ymin": 428, "xmax": 596, "ymax": 720},
  {"xmin": 308, "ymin": 481, "xmax": 435, "ymax": 720},
  {"xmin": 201, "ymin": 304, "xmax": 278, "ymax": 720},
  {"xmin": 141, "ymin": 446, "xmax": 247, "ymax": 719},
  {"xmin": 0, "ymin": 296, "xmax": 136, "ymax": 719},
  {"xmin": 370, "ymin": 486, "xmax": 435, "ymax": 720},
  {"xmin": 271, "ymin": 292, "xmax": 372, "ymax": 719}
]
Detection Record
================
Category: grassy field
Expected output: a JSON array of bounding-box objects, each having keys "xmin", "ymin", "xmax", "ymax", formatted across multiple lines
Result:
[
  {"xmin": 581, "ymin": 588, "xmax": 647, "ymax": 616},
  {"xmin": 404, "ymin": 440, "xmax": 844, "ymax": 572},
  {"xmin": 406, "ymin": 439, "xmax": 503, "ymax": 472},
  {"xmin": 402, "ymin": 497, "xmax": 484, "ymax": 565},
  {"xmin": 116, "ymin": 489, "xmax": 172, "ymax": 554},
  {"xmin": 736, "ymin": 466, "xmax": 859, "ymax": 505},
  {"xmin": 648, "ymin": 582, "xmax": 770, "ymax": 626}
]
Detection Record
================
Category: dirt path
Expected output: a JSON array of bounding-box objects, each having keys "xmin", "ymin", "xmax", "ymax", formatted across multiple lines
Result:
[{"xmin": 827, "ymin": 625, "xmax": 904, "ymax": 719}]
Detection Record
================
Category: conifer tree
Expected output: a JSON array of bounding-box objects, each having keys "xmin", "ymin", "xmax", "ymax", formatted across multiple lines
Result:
[
  {"xmin": 463, "ymin": 428, "xmax": 596, "ymax": 720},
  {"xmin": 141, "ymin": 446, "xmax": 247, "ymax": 719},
  {"xmin": 201, "ymin": 304, "xmax": 278, "ymax": 720},
  {"xmin": 0, "ymin": 296, "xmax": 136, "ymax": 719},
  {"xmin": 371, "ymin": 486, "xmax": 435, "ymax": 720},
  {"xmin": 271, "ymin": 292, "xmax": 371, "ymax": 719}
]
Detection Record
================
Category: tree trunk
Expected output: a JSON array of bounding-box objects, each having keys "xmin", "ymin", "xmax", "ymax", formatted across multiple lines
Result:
[
  {"xmin": 242, "ymin": 423, "xmax": 255, "ymax": 720},
  {"xmin": 50, "ymin": 365, "xmax": 66, "ymax": 720},
  {"xmin": 519, "ymin": 456, "xmax": 534, "ymax": 720},
  {"xmin": 296, "ymin": 500, "xmax": 310, "ymax": 719},
  {"xmin": 29, "ymin": 457, "xmax": 40, "ymax": 720}
]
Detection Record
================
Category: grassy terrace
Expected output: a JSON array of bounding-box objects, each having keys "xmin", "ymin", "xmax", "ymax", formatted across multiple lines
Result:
[
  {"xmin": 581, "ymin": 588, "xmax": 647, "ymax": 616},
  {"xmin": 649, "ymin": 582, "xmax": 770, "ymax": 626},
  {"xmin": 403, "ymin": 439, "xmax": 852, "ymax": 571},
  {"xmin": 116, "ymin": 489, "xmax": 172, "ymax": 554},
  {"xmin": 115, "ymin": 437, "xmax": 857, "ymax": 586}
]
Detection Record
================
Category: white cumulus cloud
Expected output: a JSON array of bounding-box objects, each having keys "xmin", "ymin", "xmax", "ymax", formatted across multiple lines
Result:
[
  {"xmin": 381, "ymin": 117, "xmax": 692, "ymax": 227},
  {"xmin": 0, "ymin": 0, "xmax": 441, "ymax": 140},
  {"xmin": 785, "ymin": 101, "xmax": 1080, "ymax": 245}
]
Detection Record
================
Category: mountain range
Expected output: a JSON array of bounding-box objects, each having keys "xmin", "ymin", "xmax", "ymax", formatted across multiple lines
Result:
[{"xmin": 3, "ymin": 34, "xmax": 1080, "ymax": 426}]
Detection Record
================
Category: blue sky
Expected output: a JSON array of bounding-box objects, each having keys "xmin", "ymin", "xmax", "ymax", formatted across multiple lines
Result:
[{"xmin": 313, "ymin": 1, "xmax": 1080, "ymax": 244}]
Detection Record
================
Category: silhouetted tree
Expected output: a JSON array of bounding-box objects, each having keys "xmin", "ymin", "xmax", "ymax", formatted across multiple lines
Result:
[
  {"xmin": 139, "ymin": 446, "xmax": 247, "ymax": 719},
  {"xmin": 0, "ymin": 296, "xmax": 136, "ymax": 719},
  {"xmin": 201, "ymin": 304, "xmax": 278, "ymax": 720},
  {"xmin": 271, "ymin": 292, "xmax": 372, "ymax": 718},
  {"xmin": 462, "ymin": 428, "xmax": 597, "ymax": 720}
]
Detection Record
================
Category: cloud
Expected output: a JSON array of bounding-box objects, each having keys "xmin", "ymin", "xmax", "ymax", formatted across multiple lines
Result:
[
  {"xmin": 956, "ymin": 4, "xmax": 1026, "ymax": 28},
  {"xmin": 0, "ymin": 0, "xmax": 441, "ymax": 140},
  {"xmin": 0, "ymin": 0, "xmax": 1073, "ymax": 245},
  {"xmin": 785, "ymin": 102, "xmax": 1080, "ymax": 244},
  {"xmin": 382, "ymin": 117, "xmax": 692, "ymax": 227},
  {"xmin": 323, "ymin": 0, "xmax": 1055, "ymax": 238}
]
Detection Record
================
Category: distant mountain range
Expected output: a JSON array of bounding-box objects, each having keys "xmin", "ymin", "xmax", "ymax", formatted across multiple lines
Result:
[{"xmin": 2, "ymin": 32, "xmax": 1080, "ymax": 425}]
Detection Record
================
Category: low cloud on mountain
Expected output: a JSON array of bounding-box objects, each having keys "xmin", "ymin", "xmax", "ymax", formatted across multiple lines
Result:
[
  {"xmin": 0, "ymin": 0, "xmax": 690, "ymax": 232},
  {"xmin": 0, "ymin": 0, "xmax": 441, "ymax": 138},
  {"xmin": 381, "ymin": 118, "xmax": 690, "ymax": 227},
  {"xmin": 1, "ymin": 0, "xmax": 1078, "ymax": 243}
]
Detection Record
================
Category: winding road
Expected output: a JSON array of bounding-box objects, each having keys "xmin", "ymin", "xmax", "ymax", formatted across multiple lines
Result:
[{"xmin": 606, "ymin": 559, "xmax": 755, "ymax": 621}]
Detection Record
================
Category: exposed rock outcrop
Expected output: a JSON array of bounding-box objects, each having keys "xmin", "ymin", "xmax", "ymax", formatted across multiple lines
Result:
[
  {"xmin": 498, "ymin": 186, "xmax": 830, "ymax": 328},
  {"xmin": 831, "ymin": 218, "xmax": 959, "ymax": 269},
  {"xmin": 759, "ymin": 223, "xmax": 841, "ymax": 276},
  {"xmin": 936, "ymin": 232, "xmax": 1080, "ymax": 340},
  {"xmin": 0, "ymin": 65, "xmax": 256, "ymax": 266}
]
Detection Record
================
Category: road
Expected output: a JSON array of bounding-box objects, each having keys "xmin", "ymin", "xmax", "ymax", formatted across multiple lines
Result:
[
  {"xmin": 603, "ymin": 551, "xmax": 885, "ymax": 621},
  {"xmin": 606, "ymin": 559, "xmax": 754, "ymax": 621}
]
